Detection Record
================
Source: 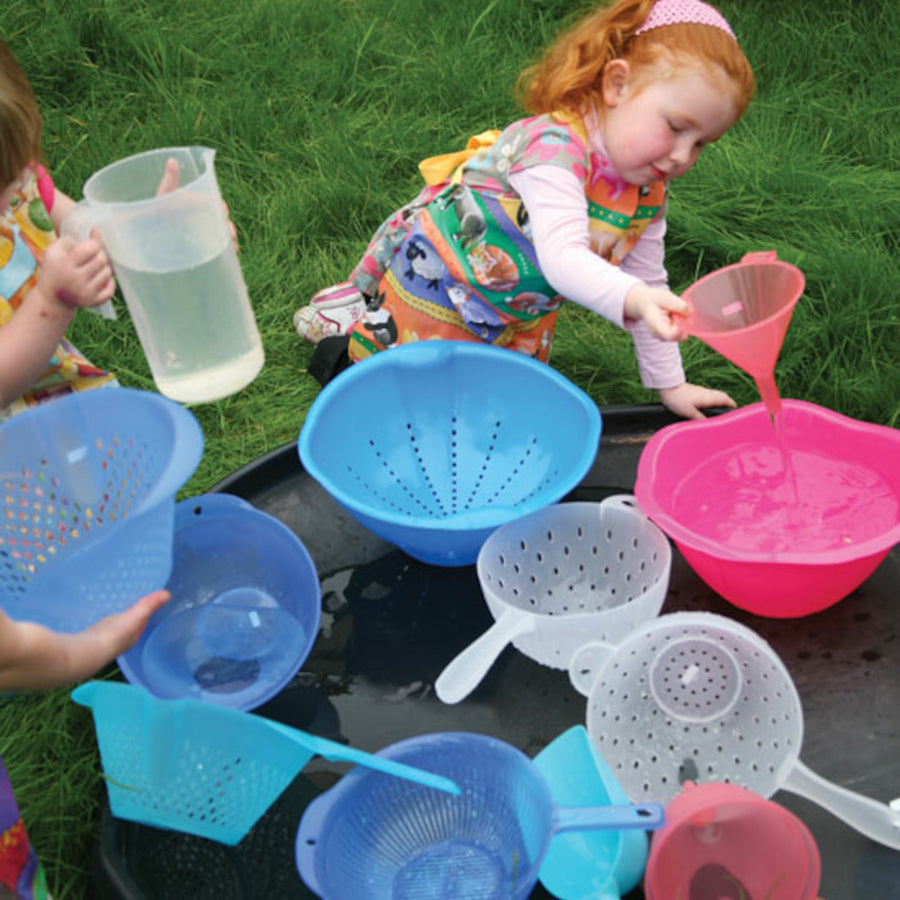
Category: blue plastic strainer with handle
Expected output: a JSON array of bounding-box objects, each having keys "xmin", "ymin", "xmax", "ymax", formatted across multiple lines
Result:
[
  {"xmin": 72, "ymin": 681, "xmax": 459, "ymax": 846},
  {"xmin": 295, "ymin": 732, "xmax": 663, "ymax": 900},
  {"xmin": 0, "ymin": 388, "xmax": 203, "ymax": 631}
]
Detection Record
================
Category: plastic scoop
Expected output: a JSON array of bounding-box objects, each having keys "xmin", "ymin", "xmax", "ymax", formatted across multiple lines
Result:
[
  {"xmin": 72, "ymin": 680, "xmax": 459, "ymax": 846},
  {"xmin": 569, "ymin": 612, "xmax": 900, "ymax": 850},
  {"xmin": 680, "ymin": 251, "xmax": 804, "ymax": 415},
  {"xmin": 533, "ymin": 726, "xmax": 650, "ymax": 900}
]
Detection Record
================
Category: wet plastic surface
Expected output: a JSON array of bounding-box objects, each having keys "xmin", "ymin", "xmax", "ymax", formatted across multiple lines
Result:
[{"xmin": 94, "ymin": 404, "xmax": 900, "ymax": 900}]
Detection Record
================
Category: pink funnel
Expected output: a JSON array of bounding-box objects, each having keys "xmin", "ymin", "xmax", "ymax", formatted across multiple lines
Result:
[{"xmin": 681, "ymin": 251, "xmax": 804, "ymax": 414}]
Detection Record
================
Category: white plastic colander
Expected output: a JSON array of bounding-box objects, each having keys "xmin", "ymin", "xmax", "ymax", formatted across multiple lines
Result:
[
  {"xmin": 569, "ymin": 611, "xmax": 900, "ymax": 850},
  {"xmin": 435, "ymin": 497, "xmax": 671, "ymax": 704}
]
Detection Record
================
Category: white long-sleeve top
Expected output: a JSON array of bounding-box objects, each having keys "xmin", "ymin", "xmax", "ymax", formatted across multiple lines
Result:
[{"xmin": 508, "ymin": 163, "xmax": 685, "ymax": 389}]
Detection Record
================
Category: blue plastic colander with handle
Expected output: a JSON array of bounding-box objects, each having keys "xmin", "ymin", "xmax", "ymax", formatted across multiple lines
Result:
[
  {"xmin": 0, "ymin": 388, "xmax": 203, "ymax": 631},
  {"xmin": 295, "ymin": 732, "xmax": 663, "ymax": 900},
  {"xmin": 72, "ymin": 681, "xmax": 460, "ymax": 847},
  {"xmin": 298, "ymin": 341, "xmax": 602, "ymax": 566}
]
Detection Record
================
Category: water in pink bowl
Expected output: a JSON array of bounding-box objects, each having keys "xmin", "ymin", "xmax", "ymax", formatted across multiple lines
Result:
[{"xmin": 671, "ymin": 440, "xmax": 899, "ymax": 555}]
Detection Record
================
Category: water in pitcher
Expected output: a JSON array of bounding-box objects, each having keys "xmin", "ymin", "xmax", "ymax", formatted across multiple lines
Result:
[{"xmin": 114, "ymin": 220, "xmax": 264, "ymax": 404}]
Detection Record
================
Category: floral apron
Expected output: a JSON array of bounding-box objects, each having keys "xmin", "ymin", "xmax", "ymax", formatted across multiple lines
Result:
[{"xmin": 347, "ymin": 113, "xmax": 666, "ymax": 363}]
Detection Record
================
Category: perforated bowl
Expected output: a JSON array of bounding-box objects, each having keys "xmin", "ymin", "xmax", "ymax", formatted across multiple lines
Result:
[
  {"xmin": 295, "ymin": 731, "xmax": 663, "ymax": 900},
  {"xmin": 0, "ymin": 388, "xmax": 203, "ymax": 631},
  {"xmin": 298, "ymin": 341, "xmax": 602, "ymax": 566},
  {"xmin": 435, "ymin": 497, "xmax": 672, "ymax": 705}
]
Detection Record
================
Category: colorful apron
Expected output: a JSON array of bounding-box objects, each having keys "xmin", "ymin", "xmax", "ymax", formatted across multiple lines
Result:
[
  {"xmin": 0, "ymin": 167, "xmax": 115, "ymax": 422},
  {"xmin": 0, "ymin": 757, "xmax": 50, "ymax": 900},
  {"xmin": 348, "ymin": 113, "xmax": 666, "ymax": 363}
]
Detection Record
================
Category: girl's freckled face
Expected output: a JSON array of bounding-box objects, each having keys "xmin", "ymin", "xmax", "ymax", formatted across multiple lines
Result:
[{"xmin": 599, "ymin": 63, "xmax": 738, "ymax": 186}]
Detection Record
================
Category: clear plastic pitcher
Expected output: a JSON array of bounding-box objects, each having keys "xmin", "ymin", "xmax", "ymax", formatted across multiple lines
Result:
[{"xmin": 63, "ymin": 147, "xmax": 264, "ymax": 404}]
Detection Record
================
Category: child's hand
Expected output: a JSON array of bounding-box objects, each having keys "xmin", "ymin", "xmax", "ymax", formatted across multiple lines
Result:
[
  {"xmin": 658, "ymin": 382, "xmax": 737, "ymax": 420},
  {"xmin": 37, "ymin": 234, "xmax": 115, "ymax": 310},
  {"xmin": 156, "ymin": 157, "xmax": 240, "ymax": 251},
  {"xmin": 624, "ymin": 283, "xmax": 689, "ymax": 341},
  {"xmin": 0, "ymin": 590, "xmax": 171, "ymax": 692}
]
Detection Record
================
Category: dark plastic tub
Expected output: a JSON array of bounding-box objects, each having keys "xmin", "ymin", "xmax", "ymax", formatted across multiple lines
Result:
[{"xmin": 93, "ymin": 404, "xmax": 900, "ymax": 900}]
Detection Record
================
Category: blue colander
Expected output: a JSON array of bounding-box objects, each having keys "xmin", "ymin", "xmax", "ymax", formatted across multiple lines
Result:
[
  {"xmin": 298, "ymin": 342, "xmax": 602, "ymax": 566},
  {"xmin": 295, "ymin": 732, "xmax": 663, "ymax": 900},
  {"xmin": 0, "ymin": 388, "xmax": 202, "ymax": 631}
]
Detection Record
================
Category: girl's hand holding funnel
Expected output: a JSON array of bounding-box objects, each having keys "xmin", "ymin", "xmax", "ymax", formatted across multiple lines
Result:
[{"xmin": 624, "ymin": 283, "xmax": 738, "ymax": 419}]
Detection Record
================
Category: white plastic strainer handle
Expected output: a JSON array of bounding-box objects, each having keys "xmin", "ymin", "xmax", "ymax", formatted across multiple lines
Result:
[
  {"xmin": 782, "ymin": 758, "xmax": 900, "ymax": 850},
  {"xmin": 435, "ymin": 608, "xmax": 536, "ymax": 705},
  {"xmin": 568, "ymin": 640, "xmax": 617, "ymax": 697},
  {"xmin": 601, "ymin": 493, "xmax": 648, "ymax": 515}
]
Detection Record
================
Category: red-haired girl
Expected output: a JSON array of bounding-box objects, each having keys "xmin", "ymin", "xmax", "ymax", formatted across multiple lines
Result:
[{"xmin": 296, "ymin": 0, "xmax": 755, "ymax": 419}]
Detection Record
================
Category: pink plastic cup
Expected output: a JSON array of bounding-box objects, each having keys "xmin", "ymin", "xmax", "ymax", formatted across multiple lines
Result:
[{"xmin": 644, "ymin": 781, "xmax": 821, "ymax": 900}]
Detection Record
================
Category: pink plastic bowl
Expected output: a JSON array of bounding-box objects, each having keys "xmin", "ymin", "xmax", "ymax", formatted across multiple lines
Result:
[{"xmin": 635, "ymin": 400, "xmax": 900, "ymax": 617}]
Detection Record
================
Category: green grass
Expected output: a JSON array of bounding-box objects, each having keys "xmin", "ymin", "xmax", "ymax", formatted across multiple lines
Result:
[{"xmin": 1, "ymin": 0, "xmax": 899, "ymax": 895}]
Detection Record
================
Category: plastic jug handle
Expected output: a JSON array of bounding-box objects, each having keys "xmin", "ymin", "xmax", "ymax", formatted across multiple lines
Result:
[
  {"xmin": 568, "ymin": 640, "xmax": 616, "ymax": 696},
  {"xmin": 740, "ymin": 250, "xmax": 779, "ymax": 264},
  {"xmin": 782, "ymin": 759, "xmax": 900, "ymax": 850},
  {"xmin": 435, "ymin": 608, "xmax": 536, "ymax": 705},
  {"xmin": 58, "ymin": 200, "xmax": 117, "ymax": 320}
]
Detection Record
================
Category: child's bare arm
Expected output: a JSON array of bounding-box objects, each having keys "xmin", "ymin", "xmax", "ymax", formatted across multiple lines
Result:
[
  {"xmin": 0, "ymin": 236, "xmax": 115, "ymax": 406},
  {"xmin": 0, "ymin": 279, "xmax": 75, "ymax": 406}
]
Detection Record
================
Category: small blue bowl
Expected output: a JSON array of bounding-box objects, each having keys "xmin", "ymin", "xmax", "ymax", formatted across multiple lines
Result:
[
  {"xmin": 118, "ymin": 494, "xmax": 321, "ymax": 710},
  {"xmin": 298, "ymin": 341, "xmax": 602, "ymax": 566}
]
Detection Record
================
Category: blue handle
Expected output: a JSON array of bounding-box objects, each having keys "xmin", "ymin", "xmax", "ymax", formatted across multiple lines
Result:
[
  {"xmin": 553, "ymin": 802, "xmax": 665, "ymax": 834},
  {"xmin": 268, "ymin": 722, "xmax": 461, "ymax": 796}
]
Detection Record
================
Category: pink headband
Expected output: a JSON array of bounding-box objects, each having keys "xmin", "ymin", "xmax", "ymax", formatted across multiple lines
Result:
[{"xmin": 635, "ymin": 0, "xmax": 736, "ymax": 39}]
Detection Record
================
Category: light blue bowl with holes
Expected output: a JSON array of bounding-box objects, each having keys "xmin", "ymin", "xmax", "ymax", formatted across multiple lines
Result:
[
  {"xmin": 118, "ymin": 493, "xmax": 321, "ymax": 710},
  {"xmin": 298, "ymin": 341, "xmax": 602, "ymax": 566}
]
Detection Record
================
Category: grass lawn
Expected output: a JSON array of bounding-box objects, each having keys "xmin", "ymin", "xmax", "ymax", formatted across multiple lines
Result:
[{"xmin": 1, "ymin": 0, "xmax": 898, "ymax": 895}]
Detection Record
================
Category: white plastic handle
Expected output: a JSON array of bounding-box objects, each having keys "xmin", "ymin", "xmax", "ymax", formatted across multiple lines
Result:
[
  {"xmin": 600, "ymin": 493, "xmax": 645, "ymax": 515},
  {"xmin": 568, "ymin": 640, "xmax": 616, "ymax": 697},
  {"xmin": 435, "ymin": 608, "xmax": 536, "ymax": 705},
  {"xmin": 782, "ymin": 758, "xmax": 900, "ymax": 850}
]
